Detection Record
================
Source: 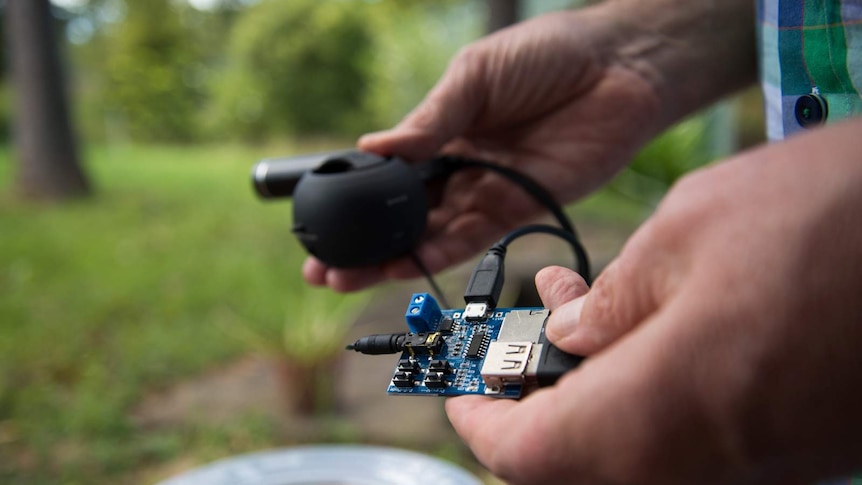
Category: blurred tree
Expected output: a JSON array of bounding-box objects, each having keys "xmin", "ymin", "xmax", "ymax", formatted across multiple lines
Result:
[
  {"xmin": 214, "ymin": 0, "xmax": 374, "ymax": 140},
  {"xmin": 487, "ymin": 0, "xmax": 522, "ymax": 32},
  {"xmin": 0, "ymin": 7, "xmax": 8, "ymax": 144},
  {"xmin": 103, "ymin": 0, "xmax": 202, "ymax": 142},
  {"xmin": 6, "ymin": 0, "xmax": 90, "ymax": 200},
  {"xmin": 361, "ymin": 1, "xmax": 479, "ymax": 131}
]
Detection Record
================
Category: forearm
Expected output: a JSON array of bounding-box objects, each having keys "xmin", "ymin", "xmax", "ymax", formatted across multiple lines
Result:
[{"xmin": 592, "ymin": 0, "xmax": 757, "ymax": 130}]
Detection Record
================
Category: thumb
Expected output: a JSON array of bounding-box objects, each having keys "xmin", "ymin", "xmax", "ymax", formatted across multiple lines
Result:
[
  {"xmin": 358, "ymin": 49, "xmax": 486, "ymax": 161},
  {"xmin": 534, "ymin": 266, "xmax": 589, "ymax": 356},
  {"xmin": 544, "ymin": 251, "xmax": 662, "ymax": 356},
  {"xmin": 535, "ymin": 265, "xmax": 589, "ymax": 310}
]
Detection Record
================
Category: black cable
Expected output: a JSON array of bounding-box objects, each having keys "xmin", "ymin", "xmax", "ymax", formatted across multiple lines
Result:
[
  {"xmin": 461, "ymin": 224, "xmax": 591, "ymax": 315},
  {"xmin": 497, "ymin": 224, "xmax": 590, "ymax": 285},
  {"xmin": 434, "ymin": 154, "xmax": 590, "ymax": 284},
  {"xmin": 436, "ymin": 155, "xmax": 592, "ymax": 292},
  {"xmin": 434, "ymin": 155, "xmax": 578, "ymax": 238},
  {"xmin": 410, "ymin": 252, "xmax": 451, "ymax": 309}
]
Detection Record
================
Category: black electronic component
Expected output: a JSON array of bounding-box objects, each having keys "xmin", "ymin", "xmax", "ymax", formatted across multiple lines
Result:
[
  {"xmin": 423, "ymin": 372, "xmax": 447, "ymax": 390},
  {"xmin": 346, "ymin": 333, "xmax": 407, "ymax": 355},
  {"xmin": 392, "ymin": 371, "xmax": 415, "ymax": 389},
  {"xmin": 397, "ymin": 359, "xmax": 419, "ymax": 373},
  {"xmin": 292, "ymin": 158, "xmax": 428, "ymax": 267},
  {"xmin": 438, "ymin": 316, "xmax": 455, "ymax": 333},
  {"xmin": 265, "ymin": 151, "xmax": 430, "ymax": 268},
  {"xmin": 402, "ymin": 332, "xmax": 444, "ymax": 356},
  {"xmin": 428, "ymin": 359, "xmax": 452, "ymax": 374},
  {"xmin": 466, "ymin": 331, "xmax": 487, "ymax": 359}
]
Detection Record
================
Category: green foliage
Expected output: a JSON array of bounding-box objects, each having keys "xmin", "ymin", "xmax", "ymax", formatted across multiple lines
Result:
[
  {"xmin": 223, "ymin": 288, "xmax": 371, "ymax": 366},
  {"xmin": 214, "ymin": 0, "xmax": 375, "ymax": 139},
  {"xmin": 102, "ymin": 0, "xmax": 203, "ymax": 141},
  {"xmin": 629, "ymin": 116, "xmax": 711, "ymax": 184},
  {"xmin": 63, "ymin": 0, "xmax": 480, "ymax": 143},
  {"xmin": 609, "ymin": 116, "xmax": 713, "ymax": 206},
  {"xmin": 361, "ymin": 2, "xmax": 481, "ymax": 129}
]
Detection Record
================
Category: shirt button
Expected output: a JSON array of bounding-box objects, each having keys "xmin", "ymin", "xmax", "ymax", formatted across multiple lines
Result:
[{"xmin": 794, "ymin": 93, "xmax": 828, "ymax": 128}]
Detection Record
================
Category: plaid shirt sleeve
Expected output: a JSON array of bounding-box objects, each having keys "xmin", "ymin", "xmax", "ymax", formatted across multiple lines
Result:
[{"xmin": 758, "ymin": 0, "xmax": 862, "ymax": 140}]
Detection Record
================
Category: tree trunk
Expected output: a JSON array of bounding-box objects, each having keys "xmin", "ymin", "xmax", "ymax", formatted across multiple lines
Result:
[
  {"xmin": 6, "ymin": 0, "xmax": 90, "ymax": 200},
  {"xmin": 486, "ymin": 0, "xmax": 522, "ymax": 33}
]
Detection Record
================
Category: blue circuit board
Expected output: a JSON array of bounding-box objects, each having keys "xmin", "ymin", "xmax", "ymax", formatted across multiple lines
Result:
[{"xmin": 386, "ymin": 293, "xmax": 546, "ymax": 399}]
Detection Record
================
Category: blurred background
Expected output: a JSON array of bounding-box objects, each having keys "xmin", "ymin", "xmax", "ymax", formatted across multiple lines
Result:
[{"xmin": 0, "ymin": 0, "xmax": 766, "ymax": 483}]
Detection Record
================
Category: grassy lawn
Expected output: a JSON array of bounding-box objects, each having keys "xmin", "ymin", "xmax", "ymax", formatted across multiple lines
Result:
[
  {"xmin": 0, "ymin": 144, "xmax": 341, "ymax": 484},
  {"xmin": 0, "ymin": 143, "xmax": 650, "ymax": 484}
]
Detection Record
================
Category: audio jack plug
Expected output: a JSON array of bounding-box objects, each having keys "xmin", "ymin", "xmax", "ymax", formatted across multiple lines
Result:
[{"xmin": 346, "ymin": 332, "xmax": 408, "ymax": 355}]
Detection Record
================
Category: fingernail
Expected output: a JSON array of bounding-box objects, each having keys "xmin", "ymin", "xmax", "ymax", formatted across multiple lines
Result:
[{"xmin": 546, "ymin": 296, "xmax": 585, "ymax": 341}]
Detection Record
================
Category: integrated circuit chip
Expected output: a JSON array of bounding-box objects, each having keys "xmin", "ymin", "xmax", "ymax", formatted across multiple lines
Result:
[
  {"xmin": 466, "ymin": 331, "xmax": 487, "ymax": 359},
  {"xmin": 438, "ymin": 316, "xmax": 455, "ymax": 333}
]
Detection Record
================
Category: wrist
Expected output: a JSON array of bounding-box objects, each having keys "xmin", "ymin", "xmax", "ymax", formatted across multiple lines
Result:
[{"xmin": 589, "ymin": 0, "xmax": 757, "ymax": 130}]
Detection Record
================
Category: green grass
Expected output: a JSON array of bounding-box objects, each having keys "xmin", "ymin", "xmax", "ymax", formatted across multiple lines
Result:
[
  {"xmin": 0, "ymin": 143, "xmax": 650, "ymax": 484},
  {"xmin": 0, "ymin": 143, "xmax": 362, "ymax": 484}
]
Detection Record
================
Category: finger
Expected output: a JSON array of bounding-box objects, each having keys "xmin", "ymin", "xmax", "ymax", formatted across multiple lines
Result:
[
  {"xmin": 445, "ymin": 395, "xmax": 518, "ymax": 447},
  {"xmin": 321, "ymin": 267, "xmax": 388, "ymax": 293},
  {"xmin": 535, "ymin": 265, "xmax": 590, "ymax": 310},
  {"xmin": 445, "ymin": 386, "xmax": 588, "ymax": 483},
  {"xmin": 545, "ymin": 258, "xmax": 648, "ymax": 356},
  {"xmin": 545, "ymin": 226, "xmax": 668, "ymax": 356},
  {"xmin": 302, "ymin": 257, "xmax": 328, "ymax": 286},
  {"xmin": 443, "ymin": 395, "xmax": 527, "ymax": 477},
  {"xmin": 302, "ymin": 257, "xmax": 385, "ymax": 292},
  {"xmin": 358, "ymin": 48, "xmax": 486, "ymax": 161}
]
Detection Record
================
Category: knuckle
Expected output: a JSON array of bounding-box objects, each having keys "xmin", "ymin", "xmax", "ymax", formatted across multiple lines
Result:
[
  {"xmin": 581, "ymin": 259, "xmax": 631, "ymax": 332},
  {"xmin": 654, "ymin": 168, "xmax": 724, "ymax": 233},
  {"xmin": 404, "ymin": 99, "xmax": 444, "ymax": 131},
  {"xmin": 451, "ymin": 43, "xmax": 485, "ymax": 70},
  {"xmin": 446, "ymin": 43, "xmax": 487, "ymax": 97}
]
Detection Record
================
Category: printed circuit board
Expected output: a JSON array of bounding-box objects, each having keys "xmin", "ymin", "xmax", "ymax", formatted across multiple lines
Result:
[{"xmin": 385, "ymin": 293, "xmax": 577, "ymax": 399}]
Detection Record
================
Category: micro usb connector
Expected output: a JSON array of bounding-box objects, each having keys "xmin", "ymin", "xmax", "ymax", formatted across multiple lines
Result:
[
  {"xmin": 463, "ymin": 302, "xmax": 488, "ymax": 320},
  {"xmin": 463, "ymin": 246, "xmax": 506, "ymax": 318}
]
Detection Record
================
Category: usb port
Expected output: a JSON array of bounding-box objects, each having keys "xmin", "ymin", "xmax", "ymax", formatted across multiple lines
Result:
[
  {"xmin": 480, "ymin": 341, "xmax": 534, "ymax": 388},
  {"xmin": 463, "ymin": 302, "xmax": 488, "ymax": 321}
]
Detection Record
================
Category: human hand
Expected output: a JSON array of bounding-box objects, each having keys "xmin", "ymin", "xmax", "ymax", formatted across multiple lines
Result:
[
  {"xmin": 304, "ymin": 5, "xmax": 662, "ymax": 291},
  {"xmin": 303, "ymin": 0, "xmax": 757, "ymax": 292},
  {"xmin": 446, "ymin": 119, "xmax": 862, "ymax": 485}
]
